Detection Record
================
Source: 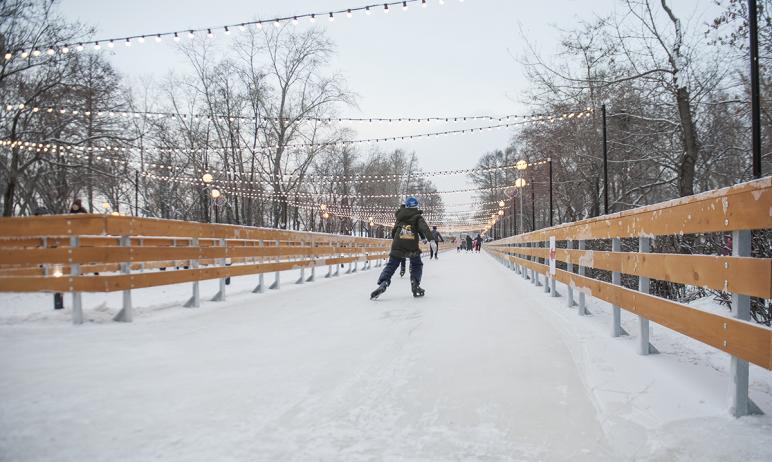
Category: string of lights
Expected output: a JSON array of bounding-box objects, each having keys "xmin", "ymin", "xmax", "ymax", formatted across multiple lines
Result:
[
  {"xmin": 3, "ymin": 0, "xmax": 457, "ymax": 60},
  {"xmin": 1, "ymin": 139, "xmax": 549, "ymax": 182},
  {"xmin": 2, "ymin": 102, "xmax": 594, "ymax": 126},
  {"xmin": 0, "ymin": 109, "xmax": 591, "ymax": 154}
]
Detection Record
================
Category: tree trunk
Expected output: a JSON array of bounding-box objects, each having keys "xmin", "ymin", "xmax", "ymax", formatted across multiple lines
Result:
[
  {"xmin": 2, "ymin": 146, "xmax": 20, "ymax": 216},
  {"xmin": 675, "ymin": 86, "xmax": 699, "ymax": 197}
]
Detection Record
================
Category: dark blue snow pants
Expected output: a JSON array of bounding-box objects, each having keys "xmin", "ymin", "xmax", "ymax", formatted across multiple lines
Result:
[{"xmin": 378, "ymin": 255, "xmax": 423, "ymax": 286}]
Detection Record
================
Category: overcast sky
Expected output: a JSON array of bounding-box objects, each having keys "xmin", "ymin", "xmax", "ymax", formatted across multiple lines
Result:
[{"xmin": 58, "ymin": 0, "xmax": 719, "ymax": 210}]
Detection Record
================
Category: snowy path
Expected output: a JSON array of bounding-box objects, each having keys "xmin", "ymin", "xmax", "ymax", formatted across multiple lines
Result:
[{"xmin": 1, "ymin": 251, "xmax": 770, "ymax": 461}]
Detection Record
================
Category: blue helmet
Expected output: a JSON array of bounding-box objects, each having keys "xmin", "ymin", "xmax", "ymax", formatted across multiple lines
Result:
[{"xmin": 405, "ymin": 197, "xmax": 419, "ymax": 208}]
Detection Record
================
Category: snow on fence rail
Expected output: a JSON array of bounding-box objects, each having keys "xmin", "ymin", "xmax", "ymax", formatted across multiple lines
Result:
[
  {"xmin": 0, "ymin": 215, "xmax": 391, "ymax": 322},
  {"xmin": 486, "ymin": 177, "xmax": 772, "ymax": 417}
]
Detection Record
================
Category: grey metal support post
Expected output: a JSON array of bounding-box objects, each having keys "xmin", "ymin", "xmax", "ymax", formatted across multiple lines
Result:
[
  {"xmin": 70, "ymin": 236, "xmax": 83, "ymax": 324},
  {"xmin": 544, "ymin": 240, "xmax": 551, "ymax": 294},
  {"xmin": 211, "ymin": 238, "xmax": 226, "ymax": 301},
  {"xmin": 306, "ymin": 241, "xmax": 316, "ymax": 283},
  {"xmin": 113, "ymin": 235, "xmax": 133, "ymax": 322},
  {"xmin": 578, "ymin": 240, "xmax": 588, "ymax": 316},
  {"xmin": 638, "ymin": 237, "xmax": 658, "ymax": 355},
  {"xmin": 729, "ymin": 229, "xmax": 763, "ymax": 416},
  {"xmin": 184, "ymin": 238, "xmax": 200, "ymax": 307},
  {"xmin": 533, "ymin": 243, "xmax": 542, "ymax": 287},
  {"xmin": 253, "ymin": 240, "xmax": 265, "ymax": 293},
  {"xmin": 269, "ymin": 240, "xmax": 281, "ymax": 289},
  {"xmin": 566, "ymin": 240, "xmax": 575, "ymax": 307},
  {"xmin": 611, "ymin": 238, "xmax": 627, "ymax": 336}
]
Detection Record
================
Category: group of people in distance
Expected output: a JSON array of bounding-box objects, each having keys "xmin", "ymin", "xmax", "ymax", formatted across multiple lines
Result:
[
  {"xmin": 457, "ymin": 234, "xmax": 482, "ymax": 252},
  {"xmin": 370, "ymin": 196, "xmax": 446, "ymax": 301}
]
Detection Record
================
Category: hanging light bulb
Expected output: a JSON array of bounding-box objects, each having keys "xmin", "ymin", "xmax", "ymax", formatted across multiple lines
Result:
[
  {"xmin": 154, "ymin": 35, "xmax": 162, "ymax": 43},
  {"xmin": 292, "ymin": 16, "xmax": 299, "ymax": 25},
  {"xmin": 319, "ymin": 203, "xmax": 327, "ymax": 211},
  {"xmin": 498, "ymin": 210, "xmax": 504, "ymax": 216},
  {"xmin": 107, "ymin": 40, "xmax": 115, "ymax": 48},
  {"xmin": 402, "ymin": 1, "xmax": 408, "ymax": 10},
  {"xmin": 309, "ymin": 14, "xmax": 316, "ymax": 23},
  {"xmin": 173, "ymin": 33, "xmax": 180, "ymax": 42},
  {"xmin": 346, "ymin": 9, "xmax": 352, "ymax": 18},
  {"xmin": 207, "ymin": 29, "xmax": 214, "ymax": 38},
  {"xmin": 202, "ymin": 173, "xmax": 214, "ymax": 184},
  {"xmin": 365, "ymin": 6, "xmax": 372, "ymax": 15},
  {"xmin": 224, "ymin": 26, "xmax": 230, "ymax": 35},
  {"xmin": 76, "ymin": 43, "xmax": 85, "ymax": 51},
  {"xmin": 384, "ymin": 4, "xmax": 390, "ymax": 13},
  {"xmin": 32, "ymin": 49, "xmax": 41, "ymax": 56},
  {"xmin": 323, "ymin": 212, "xmax": 330, "ymax": 219},
  {"xmin": 329, "ymin": 12, "xmax": 334, "ymax": 22},
  {"xmin": 422, "ymin": 0, "xmax": 428, "ymax": 6},
  {"xmin": 187, "ymin": 30, "xmax": 195, "ymax": 39},
  {"xmin": 124, "ymin": 38, "xmax": 132, "ymax": 47},
  {"xmin": 498, "ymin": 200, "xmax": 505, "ymax": 207},
  {"xmin": 210, "ymin": 189, "xmax": 221, "ymax": 199},
  {"xmin": 516, "ymin": 160, "xmax": 528, "ymax": 170},
  {"xmin": 20, "ymin": 50, "xmax": 29, "ymax": 58},
  {"xmin": 138, "ymin": 36, "xmax": 145, "ymax": 43},
  {"xmin": 274, "ymin": 19, "xmax": 281, "ymax": 27},
  {"xmin": 4, "ymin": 52, "xmax": 13, "ymax": 60},
  {"xmin": 46, "ymin": 48, "xmax": 55, "ymax": 55}
]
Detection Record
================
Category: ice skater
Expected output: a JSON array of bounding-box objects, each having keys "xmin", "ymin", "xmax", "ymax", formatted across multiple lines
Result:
[
  {"xmin": 429, "ymin": 226, "xmax": 444, "ymax": 260},
  {"xmin": 370, "ymin": 196, "xmax": 434, "ymax": 299}
]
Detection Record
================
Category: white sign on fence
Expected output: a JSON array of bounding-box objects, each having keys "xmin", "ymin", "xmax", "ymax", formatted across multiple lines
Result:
[{"xmin": 549, "ymin": 236, "xmax": 556, "ymax": 275}]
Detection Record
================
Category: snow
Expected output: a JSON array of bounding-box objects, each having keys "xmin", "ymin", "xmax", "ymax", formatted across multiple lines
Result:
[{"xmin": 1, "ymin": 252, "xmax": 771, "ymax": 461}]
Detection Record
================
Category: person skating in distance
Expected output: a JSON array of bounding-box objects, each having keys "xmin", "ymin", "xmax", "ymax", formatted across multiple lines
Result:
[
  {"xmin": 371, "ymin": 196, "xmax": 434, "ymax": 300},
  {"xmin": 429, "ymin": 226, "xmax": 444, "ymax": 260}
]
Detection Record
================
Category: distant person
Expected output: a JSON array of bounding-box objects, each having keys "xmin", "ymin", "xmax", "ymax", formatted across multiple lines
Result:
[
  {"xmin": 69, "ymin": 198, "xmax": 87, "ymax": 214},
  {"xmin": 429, "ymin": 226, "xmax": 444, "ymax": 260},
  {"xmin": 475, "ymin": 233, "xmax": 482, "ymax": 252},
  {"xmin": 370, "ymin": 197, "xmax": 434, "ymax": 300},
  {"xmin": 466, "ymin": 235, "xmax": 473, "ymax": 252}
]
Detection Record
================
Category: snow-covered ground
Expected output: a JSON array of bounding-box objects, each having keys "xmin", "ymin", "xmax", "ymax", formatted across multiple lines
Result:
[{"xmin": 0, "ymin": 251, "xmax": 770, "ymax": 461}]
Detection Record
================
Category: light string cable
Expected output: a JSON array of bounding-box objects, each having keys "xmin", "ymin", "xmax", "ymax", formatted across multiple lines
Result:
[
  {"xmin": 2, "ymin": 102, "xmax": 594, "ymax": 126},
  {"xmin": 3, "ymin": 0, "xmax": 454, "ymax": 60}
]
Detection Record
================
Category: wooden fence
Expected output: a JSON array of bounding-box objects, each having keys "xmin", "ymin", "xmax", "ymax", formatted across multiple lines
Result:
[
  {"xmin": 0, "ymin": 215, "xmax": 395, "ymax": 321},
  {"xmin": 486, "ymin": 177, "xmax": 771, "ymax": 417}
]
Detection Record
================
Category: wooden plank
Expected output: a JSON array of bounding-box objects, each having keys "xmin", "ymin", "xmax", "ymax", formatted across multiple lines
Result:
[
  {"xmin": 489, "ymin": 246, "xmax": 772, "ymax": 299},
  {"xmin": 0, "ymin": 214, "xmax": 107, "ymax": 237},
  {"xmin": 497, "ymin": 177, "xmax": 772, "ymax": 243},
  {"xmin": 498, "ymin": 252, "xmax": 772, "ymax": 370}
]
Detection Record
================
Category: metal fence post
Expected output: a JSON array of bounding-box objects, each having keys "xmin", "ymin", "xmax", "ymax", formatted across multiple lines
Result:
[
  {"xmin": 113, "ymin": 235, "xmax": 133, "ymax": 322},
  {"xmin": 611, "ymin": 238, "xmax": 628, "ymax": 337},
  {"xmin": 269, "ymin": 240, "xmax": 281, "ymax": 289},
  {"xmin": 638, "ymin": 237, "xmax": 658, "ymax": 355},
  {"xmin": 253, "ymin": 240, "xmax": 265, "ymax": 293},
  {"xmin": 566, "ymin": 240, "xmax": 575, "ymax": 307},
  {"xmin": 578, "ymin": 239, "xmax": 588, "ymax": 316},
  {"xmin": 544, "ymin": 240, "xmax": 551, "ymax": 294},
  {"xmin": 533, "ymin": 242, "xmax": 542, "ymax": 287},
  {"xmin": 306, "ymin": 240, "xmax": 316, "ymax": 282},
  {"xmin": 729, "ymin": 229, "xmax": 763, "ymax": 416},
  {"xmin": 211, "ymin": 238, "xmax": 226, "ymax": 301},
  {"xmin": 184, "ymin": 238, "xmax": 200, "ymax": 308},
  {"xmin": 69, "ymin": 236, "xmax": 83, "ymax": 324}
]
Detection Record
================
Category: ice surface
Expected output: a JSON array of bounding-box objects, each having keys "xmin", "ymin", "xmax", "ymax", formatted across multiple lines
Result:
[{"xmin": 0, "ymin": 252, "xmax": 770, "ymax": 461}]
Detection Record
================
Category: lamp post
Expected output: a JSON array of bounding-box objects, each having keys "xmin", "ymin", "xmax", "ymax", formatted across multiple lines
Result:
[
  {"xmin": 602, "ymin": 104, "xmax": 609, "ymax": 214},
  {"xmin": 515, "ymin": 178, "xmax": 526, "ymax": 234},
  {"xmin": 548, "ymin": 158, "xmax": 553, "ymax": 227},
  {"xmin": 749, "ymin": 0, "xmax": 761, "ymax": 178}
]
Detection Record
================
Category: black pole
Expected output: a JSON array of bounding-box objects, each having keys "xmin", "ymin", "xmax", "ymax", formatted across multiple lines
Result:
[
  {"xmin": 512, "ymin": 195, "xmax": 517, "ymax": 236},
  {"xmin": 749, "ymin": 0, "xmax": 762, "ymax": 178},
  {"xmin": 602, "ymin": 104, "xmax": 609, "ymax": 214},
  {"xmin": 548, "ymin": 158, "xmax": 553, "ymax": 227},
  {"xmin": 134, "ymin": 170, "xmax": 139, "ymax": 216},
  {"xmin": 530, "ymin": 178, "xmax": 536, "ymax": 231}
]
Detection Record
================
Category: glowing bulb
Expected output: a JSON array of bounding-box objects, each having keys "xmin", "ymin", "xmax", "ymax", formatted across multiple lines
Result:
[
  {"xmin": 403, "ymin": 1, "xmax": 408, "ymax": 11},
  {"xmin": 4, "ymin": 53, "xmax": 12, "ymax": 60},
  {"xmin": 102, "ymin": 202, "xmax": 111, "ymax": 210},
  {"xmin": 46, "ymin": 48, "xmax": 54, "ymax": 55},
  {"xmin": 32, "ymin": 49, "xmax": 41, "ymax": 56},
  {"xmin": 124, "ymin": 39, "xmax": 131, "ymax": 47},
  {"xmin": 256, "ymin": 22, "xmax": 262, "ymax": 29},
  {"xmin": 366, "ymin": 6, "xmax": 372, "ymax": 15},
  {"xmin": 319, "ymin": 204, "xmax": 327, "ymax": 211},
  {"xmin": 516, "ymin": 160, "xmax": 528, "ymax": 170},
  {"xmin": 210, "ymin": 189, "xmax": 221, "ymax": 199},
  {"xmin": 384, "ymin": 4, "xmax": 390, "ymax": 13},
  {"xmin": 138, "ymin": 36, "xmax": 145, "ymax": 43},
  {"xmin": 346, "ymin": 9, "xmax": 352, "ymax": 18},
  {"xmin": 61, "ymin": 46, "xmax": 69, "ymax": 54},
  {"xmin": 292, "ymin": 16, "xmax": 299, "ymax": 25},
  {"xmin": 207, "ymin": 29, "xmax": 214, "ymax": 38},
  {"xmin": 94, "ymin": 42, "xmax": 101, "ymax": 50},
  {"xmin": 107, "ymin": 41, "xmax": 114, "ymax": 48},
  {"xmin": 422, "ymin": 0, "xmax": 428, "ymax": 6},
  {"xmin": 329, "ymin": 12, "xmax": 334, "ymax": 22},
  {"xmin": 224, "ymin": 26, "xmax": 230, "ymax": 34},
  {"xmin": 238, "ymin": 24, "xmax": 246, "ymax": 32},
  {"xmin": 202, "ymin": 173, "xmax": 214, "ymax": 183},
  {"xmin": 498, "ymin": 210, "xmax": 504, "ymax": 216},
  {"xmin": 187, "ymin": 31, "xmax": 194, "ymax": 39},
  {"xmin": 323, "ymin": 212, "xmax": 330, "ymax": 219},
  {"xmin": 173, "ymin": 33, "xmax": 180, "ymax": 41},
  {"xmin": 155, "ymin": 35, "xmax": 162, "ymax": 42},
  {"xmin": 309, "ymin": 14, "xmax": 315, "ymax": 23},
  {"xmin": 21, "ymin": 51, "xmax": 29, "ymax": 58},
  {"xmin": 77, "ymin": 44, "xmax": 84, "ymax": 51},
  {"xmin": 52, "ymin": 265, "xmax": 64, "ymax": 278},
  {"xmin": 498, "ymin": 200, "xmax": 505, "ymax": 207}
]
